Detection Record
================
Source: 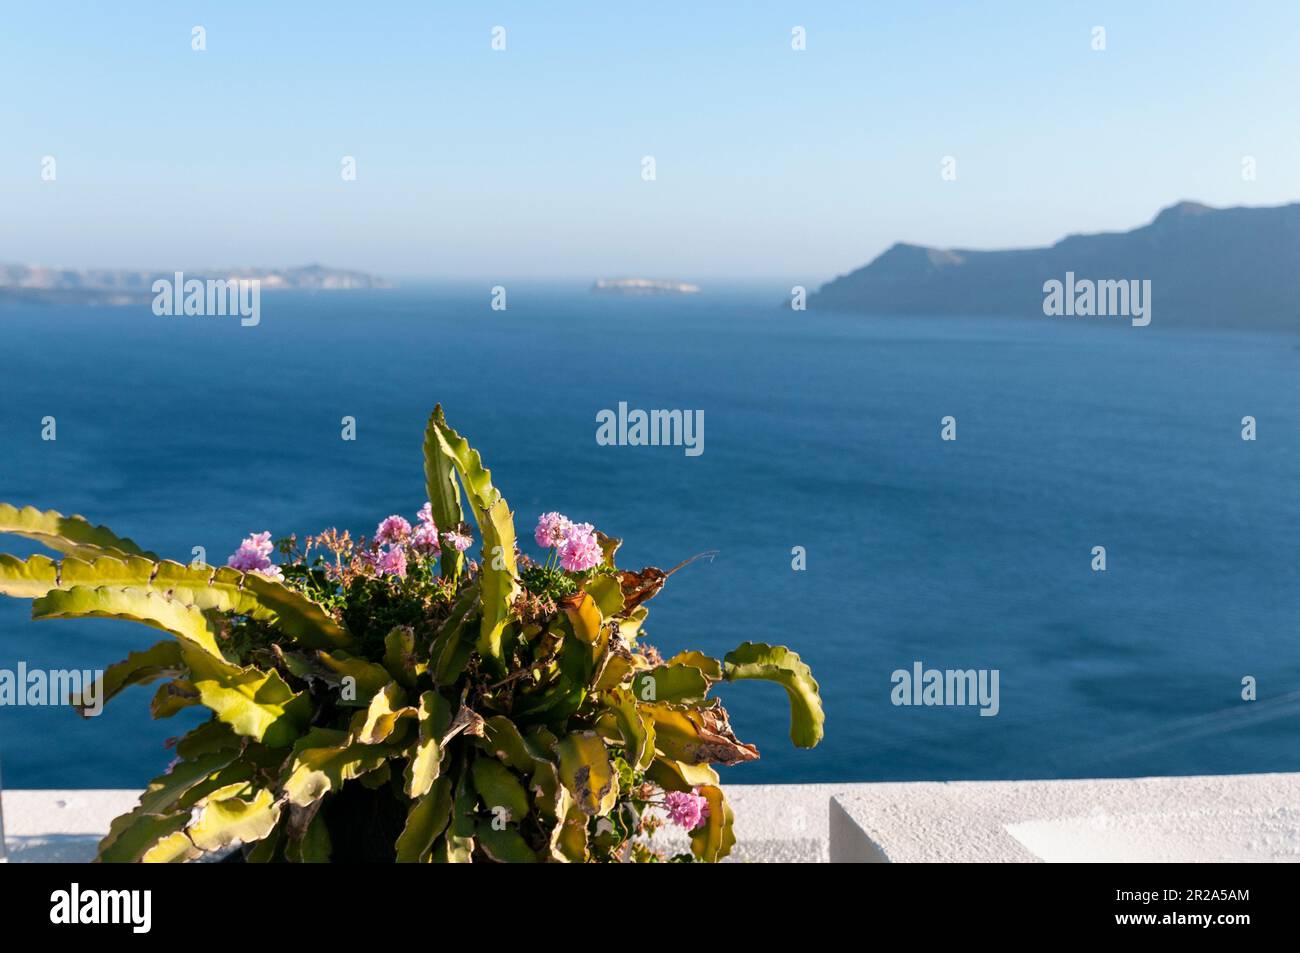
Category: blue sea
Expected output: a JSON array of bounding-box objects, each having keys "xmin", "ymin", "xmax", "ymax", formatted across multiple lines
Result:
[{"xmin": 2, "ymin": 287, "xmax": 1298, "ymax": 789}]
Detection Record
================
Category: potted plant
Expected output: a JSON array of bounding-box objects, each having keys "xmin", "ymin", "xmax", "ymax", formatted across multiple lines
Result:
[{"xmin": 0, "ymin": 407, "xmax": 823, "ymax": 862}]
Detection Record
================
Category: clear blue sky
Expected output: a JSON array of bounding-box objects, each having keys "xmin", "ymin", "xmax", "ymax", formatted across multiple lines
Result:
[{"xmin": 3, "ymin": 1, "xmax": 1298, "ymax": 281}]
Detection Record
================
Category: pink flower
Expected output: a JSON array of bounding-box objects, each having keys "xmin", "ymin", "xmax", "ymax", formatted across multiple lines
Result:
[
  {"xmin": 443, "ymin": 529, "xmax": 472, "ymax": 553},
  {"xmin": 226, "ymin": 531, "xmax": 282, "ymax": 579},
  {"xmin": 664, "ymin": 790, "xmax": 710, "ymax": 830},
  {"xmin": 535, "ymin": 512, "xmax": 572, "ymax": 549},
  {"xmin": 565, "ymin": 521, "xmax": 594, "ymax": 541},
  {"xmin": 411, "ymin": 503, "xmax": 440, "ymax": 553},
  {"xmin": 376, "ymin": 546, "xmax": 407, "ymax": 578},
  {"xmin": 411, "ymin": 521, "xmax": 440, "ymax": 554},
  {"xmin": 374, "ymin": 515, "xmax": 412, "ymax": 546},
  {"xmin": 559, "ymin": 529, "xmax": 602, "ymax": 572}
]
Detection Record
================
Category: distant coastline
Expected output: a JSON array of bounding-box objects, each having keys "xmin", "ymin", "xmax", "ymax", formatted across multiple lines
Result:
[
  {"xmin": 806, "ymin": 200, "xmax": 1300, "ymax": 330},
  {"xmin": 592, "ymin": 277, "xmax": 700, "ymax": 296},
  {"xmin": 0, "ymin": 263, "xmax": 390, "ymax": 307}
]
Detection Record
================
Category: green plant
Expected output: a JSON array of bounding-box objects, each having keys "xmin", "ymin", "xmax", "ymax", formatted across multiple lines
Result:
[{"xmin": 0, "ymin": 406, "xmax": 823, "ymax": 862}]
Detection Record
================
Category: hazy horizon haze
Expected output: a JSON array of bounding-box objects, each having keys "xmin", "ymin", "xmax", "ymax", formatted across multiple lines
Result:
[{"xmin": 4, "ymin": 1, "xmax": 1299, "ymax": 281}]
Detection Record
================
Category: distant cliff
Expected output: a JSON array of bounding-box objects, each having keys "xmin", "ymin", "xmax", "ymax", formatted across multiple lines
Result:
[
  {"xmin": 808, "ymin": 201, "xmax": 1300, "ymax": 328},
  {"xmin": 0, "ymin": 263, "xmax": 390, "ymax": 306}
]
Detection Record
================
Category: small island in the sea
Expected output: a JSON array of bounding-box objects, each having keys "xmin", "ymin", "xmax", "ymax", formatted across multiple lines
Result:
[
  {"xmin": 0, "ymin": 263, "xmax": 391, "ymax": 307},
  {"xmin": 592, "ymin": 277, "xmax": 700, "ymax": 296}
]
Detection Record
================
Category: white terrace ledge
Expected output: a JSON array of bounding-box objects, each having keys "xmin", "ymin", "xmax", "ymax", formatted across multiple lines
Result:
[{"xmin": 4, "ymin": 773, "xmax": 1299, "ymax": 863}]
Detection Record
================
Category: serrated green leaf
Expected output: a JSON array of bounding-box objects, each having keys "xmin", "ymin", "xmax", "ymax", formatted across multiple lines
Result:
[
  {"xmin": 431, "ymin": 764, "xmax": 476, "ymax": 863},
  {"xmin": 241, "ymin": 571, "xmax": 351, "ymax": 650},
  {"xmin": 405, "ymin": 690, "xmax": 453, "ymax": 798},
  {"xmin": 722, "ymin": 641, "xmax": 824, "ymax": 748},
  {"xmin": 584, "ymin": 574, "xmax": 624, "ymax": 619},
  {"xmin": 665, "ymin": 650, "xmax": 722, "ymax": 682},
  {"xmin": 149, "ymin": 678, "xmax": 199, "ymax": 718},
  {"xmin": 475, "ymin": 821, "xmax": 538, "ymax": 863},
  {"xmin": 431, "ymin": 583, "xmax": 480, "ymax": 684},
  {"xmin": 640, "ymin": 702, "xmax": 759, "ymax": 766},
  {"xmin": 97, "ymin": 812, "xmax": 192, "ymax": 863},
  {"xmin": 32, "ymin": 584, "xmax": 227, "ymax": 660},
  {"xmin": 554, "ymin": 731, "xmax": 617, "ymax": 817},
  {"xmin": 606, "ymin": 689, "xmax": 656, "ymax": 771},
  {"xmin": 140, "ymin": 830, "xmax": 202, "ymax": 863},
  {"xmin": 631, "ymin": 664, "xmax": 711, "ymax": 704},
  {"xmin": 471, "ymin": 758, "xmax": 530, "ymax": 823},
  {"xmin": 423, "ymin": 406, "xmax": 466, "ymax": 579},
  {"xmin": 187, "ymin": 785, "xmax": 281, "ymax": 852},
  {"xmin": 282, "ymin": 734, "xmax": 394, "ymax": 807},
  {"xmin": 383, "ymin": 625, "xmax": 421, "ymax": 687},
  {"xmin": 314, "ymin": 649, "xmax": 391, "ymax": 703},
  {"xmin": 182, "ymin": 647, "xmax": 312, "ymax": 747},
  {"xmin": 0, "ymin": 503, "xmax": 155, "ymax": 559},
  {"xmin": 175, "ymin": 720, "xmax": 242, "ymax": 760},
  {"xmin": 353, "ymin": 681, "xmax": 413, "ymax": 745},
  {"xmin": 549, "ymin": 789, "xmax": 589, "ymax": 862},
  {"xmin": 7, "ymin": 552, "xmax": 351, "ymax": 651},
  {"xmin": 97, "ymin": 749, "xmax": 245, "ymax": 859},
  {"xmin": 35, "ymin": 588, "xmax": 306, "ymax": 743},
  {"xmin": 396, "ymin": 776, "xmax": 453, "ymax": 862},
  {"xmin": 645, "ymin": 757, "xmax": 719, "ymax": 793},
  {"xmin": 425, "ymin": 409, "xmax": 520, "ymax": 663},
  {"xmin": 81, "ymin": 640, "xmax": 182, "ymax": 715},
  {"xmin": 0, "ymin": 553, "xmax": 59, "ymax": 597},
  {"xmin": 688, "ymin": 784, "xmax": 735, "ymax": 863}
]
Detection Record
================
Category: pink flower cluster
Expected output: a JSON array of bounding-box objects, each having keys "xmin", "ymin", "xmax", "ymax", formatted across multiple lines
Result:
[
  {"xmin": 411, "ymin": 503, "xmax": 440, "ymax": 554},
  {"xmin": 663, "ymin": 790, "xmax": 710, "ymax": 831},
  {"xmin": 534, "ymin": 512, "xmax": 602, "ymax": 572},
  {"xmin": 374, "ymin": 515, "xmax": 412, "ymax": 546},
  {"xmin": 442, "ymin": 528, "xmax": 472, "ymax": 553},
  {"xmin": 226, "ymin": 532, "xmax": 284, "ymax": 580},
  {"xmin": 371, "ymin": 503, "xmax": 466, "ymax": 578},
  {"xmin": 374, "ymin": 545, "xmax": 407, "ymax": 578}
]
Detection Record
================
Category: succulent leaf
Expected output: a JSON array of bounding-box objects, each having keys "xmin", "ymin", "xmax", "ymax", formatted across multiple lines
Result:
[
  {"xmin": 640, "ymin": 703, "xmax": 759, "ymax": 766},
  {"xmin": 283, "ymin": 731, "xmax": 395, "ymax": 807},
  {"xmin": 382, "ymin": 625, "xmax": 422, "ymax": 687},
  {"xmin": 687, "ymin": 784, "xmax": 736, "ymax": 863},
  {"xmin": 631, "ymin": 664, "xmax": 712, "ymax": 704},
  {"xmin": 555, "ymin": 731, "xmax": 618, "ymax": 817},
  {"xmin": 98, "ymin": 812, "xmax": 192, "ymax": 864},
  {"xmin": 424, "ymin": 409, "xmax": 520, "ymax": 663},
  {"xmin": 32, "ymin": 584, "xmax": 228, "ymax": 659},
  {"xmin": 353, "ymin": 681, "xmax": 414, "ymax": 745},
  {"xmin": 548, "ymin": 790, "xmax": 590, "ymax": 862},
  {"xmin": 423, "ymin": 406, "xmax": 468, "ymax": 579},
  {"xmin": 475, "ymin": 821, "xmax": 538, "ymax": 863},
  {"xmin": 82, "ymin": 640, "xmax": 183, "ymax": 715},
  {"xmin": 395, "ymin": 775, "xmax": 453, "ymax": 862},
  {"xmin": 405, "ymin": 690, "xmax": 453, "ymax": 798},
  {"xmin": 186, "ymin": 785, "xmax": 281, "ymax": 853},
  {"xmin": 722, "ymin": 641, "xmax": 824, "ymax": 748},
  {"xmin": 471, "ymin": 758, "xmax": 531, "ymax": 823},
  {"xmin": 0, "ymin": 503, "xmax": 156, "ymax": 560},
  {"xmin": 644, "ymin": 757, "xmax": 720, "ymax": 793},
  {"xmin": 0, "ymin": 553, "xmax": 59, "ymax": 597}
]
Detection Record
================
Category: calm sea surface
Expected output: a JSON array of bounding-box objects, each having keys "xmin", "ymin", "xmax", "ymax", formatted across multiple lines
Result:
[{"xmin": 2, "ymin": 286, "xmax": 1298, "ymax": 787}]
